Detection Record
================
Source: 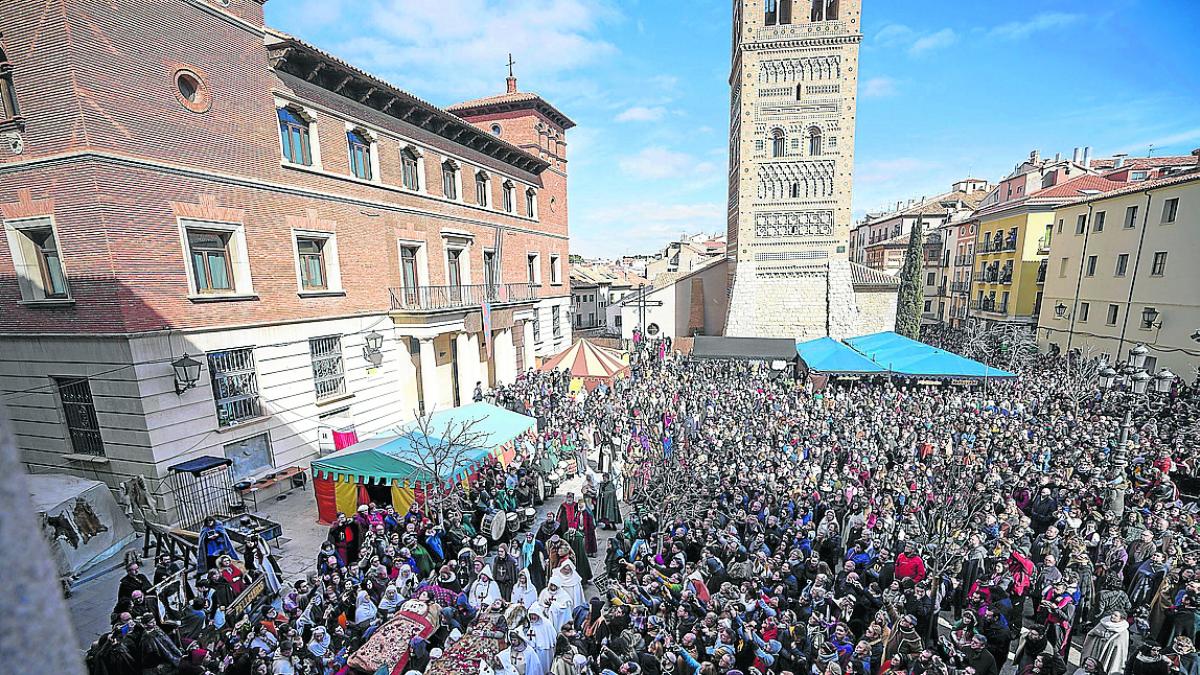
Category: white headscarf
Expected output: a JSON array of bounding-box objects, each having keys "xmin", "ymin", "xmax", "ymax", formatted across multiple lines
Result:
[
  {"xmin": 549, "ymin": 561, "xmax": 585, "ymax": 610},
  {"xmin": 512, "ymin": 568, "xmax": 538, "ymax": 609},
  {"xmin": 379, "ymin": 584, "xmax": 403, "ymax": 613},
  {"xmin": 469, "ymin": 565, "xmax": 502, "ymax": 609},
  {"xmin": 307, "ymin": 626, "xmax": 331, "ymax": 658},
  {"xmin": 355, "ymin": 589, "xmax": 378, "ymax": 625}
]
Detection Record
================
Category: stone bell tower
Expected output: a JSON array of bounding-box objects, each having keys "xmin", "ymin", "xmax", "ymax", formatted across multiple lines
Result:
[{"xmin": 725, "ymin": 0, "xmax": 881, "ymax": 339}]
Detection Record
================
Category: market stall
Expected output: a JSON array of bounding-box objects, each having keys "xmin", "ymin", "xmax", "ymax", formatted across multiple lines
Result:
[
  {"xmin": 309, "ymin": 403, "xmax": 536, "ymax": 523},
  {"xmin": 538, "ymin": 338, "xmax": 630, "ymax": 391}
]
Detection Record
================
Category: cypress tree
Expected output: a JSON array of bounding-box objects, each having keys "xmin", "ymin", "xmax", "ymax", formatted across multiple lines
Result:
[{"xmin": 895, "ymin": 218, "xmax": 925, "ymax": 339}]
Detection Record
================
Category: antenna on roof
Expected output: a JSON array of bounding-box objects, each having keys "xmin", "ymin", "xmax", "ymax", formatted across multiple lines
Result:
[{"xmin": 1147, "ymin": 144, "xmax": 1155, "ymax": 158}]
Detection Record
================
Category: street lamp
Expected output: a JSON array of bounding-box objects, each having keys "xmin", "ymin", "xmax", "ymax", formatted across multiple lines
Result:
[
  {"xmin": 1099, "ymin": 366, "xmax": 1117, "ymax": 390},
  {"xmin": 1141, "ymin": 306, "xmax": 1162, "ymax": 330},
  {"xmin": 172, "ymin": 353, "xmax": 203, "ymax": 395},
  {"xmin": 1054, "ymin": 302, "xmax": 1068, "ymax": 319},
  {"xmin": 1153, "ymin": 368, "xmax": 1177, "ymax": 393},
  {"xmin": 363, "ymin": 331, "xmax": 384, "ymax": 366},
  {"xmin": 1128, "ymin": 343, "xmax": 1148, "ymax": 370},
  {"xmin": 1129, "ymin": 370, "xmax": 1151, "ymax": 395}
]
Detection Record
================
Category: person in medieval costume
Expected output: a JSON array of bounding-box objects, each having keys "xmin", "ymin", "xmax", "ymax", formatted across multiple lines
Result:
[
  {"xmin": 405, "ymin": 534, "xmax": 435, "ymax": 577},
  {"xmin": 468, "ymin": 565, "xmax": 503, "ymax": 610},
  {"xmin": 197, "ymin": 516, "xmax": 239, "ymax": 573},
  {"xmin": 563, "ymin": 529, "xmax": 593, "ymax": 582},
  {"xmin": 512, "ymin": 568, "xmax": 539, "ymax": 609},
  {"xmin": 521, "ymin": 531, "xmax": 549, "ymax": 590},
  {"xmin": 595, "ymin": 473, "xmax": 622, "ymax": 529},
  {"xmin": 1081, "ymin": 610, "xmax": 1131, "ymax": 675},
  {"xmin": 326, "ymin": 512, "xmax": 361, "ymax": 566},
  {"xmin": 556, "ymin": 494, "xmax": 598, "ymax": 556},
  {"xmin": 241, "ymin": 533, "xmax": 283, "ymax": 597},
  {"xmin": 549, "ymin": 560, "xmax": 586, "ymax": 611},
  {"xmin": 493, "ymin": 542, "xmax": 520, "ymax": 601},
  {"xmin": 1036, "ymin": 581, "xmax": 1078, "ymax": 656},
  {"xmin": 536, "ymin": 511, "xmax": 560, "ymax": 544}
]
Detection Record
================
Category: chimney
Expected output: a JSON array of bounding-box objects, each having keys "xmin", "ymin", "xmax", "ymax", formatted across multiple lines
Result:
[
  {"xmin": 1112, "ymin": 153, "xmax": 1128, "ymax": 169},
  {"xmin": 1082, "ymin": 146, "xmax": 1092, "ymax": 168},
  {"xmin": 1054, "ymin": 152, "xmax": 1061, "ymax": 162},
  {"xmin": 1030, "ymin": 150, "xmax": 1040, "ymax": 164},
  {"xmin": 1072, "ymin": 147, "xmax": 1082, "ymax": 164},
  {"xmin": 1192, "ymin": 148, "xmax": 1200, "ymax": 165},
  {"xmin": 506, "ymin": 76, "xmax": 518, "ymax": 94}
]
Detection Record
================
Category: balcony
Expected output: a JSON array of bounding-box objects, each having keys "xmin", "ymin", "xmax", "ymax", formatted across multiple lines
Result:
[
  {"xmin": 975, "ymin": 300, "xmax": 1009, "ymax": 315},
  {"xmin": 955, "ymin": 254, "xmax": 973, "ymax": 266},
  {"xmin": 389, "ymin": 283, "xmax": 539, "ymax": 312},
  {"xmin": 950, "ymin": 281, "xmax": 970, "ymax": 293},
  {"xmin": 1037, "ymin": 237, "xmax": 1051, "ymax": 254},
  {"xmin": 1036, "ymin": 261, "xmax": 1048, "ymax": 284}
]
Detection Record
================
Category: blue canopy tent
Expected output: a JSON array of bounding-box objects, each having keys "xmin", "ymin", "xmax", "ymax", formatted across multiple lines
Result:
[
  {"xmin": 843, "ymin": 331, "xmax": 1016, "ymax": 379},
  {"xmin": 796, "ymin": 337, "xmax": 885, "ymax": 375}
]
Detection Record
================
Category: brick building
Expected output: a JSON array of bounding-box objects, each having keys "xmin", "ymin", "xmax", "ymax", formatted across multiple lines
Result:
[{"xmin": 0, "ymin": 0, "xmax": 573, "ymax": 519}]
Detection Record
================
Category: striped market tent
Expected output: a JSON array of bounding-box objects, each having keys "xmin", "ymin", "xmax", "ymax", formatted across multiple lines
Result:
[{"xmin": 539, "ymin": 339, "xmax": 630, "ymax": 391}]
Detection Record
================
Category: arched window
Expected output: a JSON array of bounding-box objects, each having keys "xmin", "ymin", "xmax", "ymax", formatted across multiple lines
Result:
[
  {"xmin": 771, "ymin": 128, "xmax": 786, "ymax": 158},
  {"xmin": 808, "ymin": 126, "xmax": 822, "ymax": 156},
  {"xmin": 764, "ymin": 0, "xmax": 778, "ymax": 26},
  {"xmin": 441, "ymin": 160, "xmax": 459, "ymax": 200},
  {"xmin": 778, "ymin": 0, "xmax": 794, "ymax": 24},
  {"xmin": 401, "ymin": 147, "xmax": 420, "ymax": 190},
  {"xmin": 277, "ymin": 107, "xmax": 312, "ymax": 166},
  {"xmin": 475, "ymin": 171, "xmax": 490, "ymax": 206},
  {"xmin": 811, "ymin": 0, "xmax": 838, "ymax": 21},
  {"xmin": 525, "ymin": 188, "xmax": 537, "ymax": 218},
  {"xmin": 502, "ymin": 181, "xmax": 515, "ymax": 213},
  {"xmin": 0, "ymin": 43, "xmax": 19, "ymax": 125},
  {"xmin": 347, "ymin": 129, "xmax": 373, "ymax": 180},
  {"xmin": 790, "ymin": 182, "xmax": 801, "ymax": 199},
  {"xmin": 796, "ymin": 83, "xmax": 803, "ymax": 101}
]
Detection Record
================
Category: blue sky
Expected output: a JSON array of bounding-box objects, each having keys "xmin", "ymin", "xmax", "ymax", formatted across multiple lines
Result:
[{"xmin": 265, "ymin": 0, "xmax": 1200, "ymax": 259}]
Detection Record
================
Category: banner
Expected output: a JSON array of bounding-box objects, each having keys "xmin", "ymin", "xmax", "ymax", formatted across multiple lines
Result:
[{"xmin": 482, "ymin": 301, "xmax": 493, "ymax": 358}]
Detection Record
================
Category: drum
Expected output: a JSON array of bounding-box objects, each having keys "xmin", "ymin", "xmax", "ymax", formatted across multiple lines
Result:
[
  {"xmin": 506, "ymin": 513, "xmax": 520, "ymax": 534},
  {"xmin": 483, "ymin": 511, "xmax": 508, "ymax": 541},
  {"xmin": 535, "ymin": 474, "xmax": 547, "ymax": 504},
  {"xmin": 472, "ymin": 535, "xmax": 488, "ymax": 557}
]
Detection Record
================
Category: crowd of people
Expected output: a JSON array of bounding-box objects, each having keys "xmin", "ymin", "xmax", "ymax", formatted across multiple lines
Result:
[{"xmin": 84, "ymin": 332, "xmax": 1200, "ymax": 675}]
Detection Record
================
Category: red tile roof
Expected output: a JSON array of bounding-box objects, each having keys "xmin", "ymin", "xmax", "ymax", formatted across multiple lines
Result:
[
  {"xmin": 1032, "ymin": 175, "xmax": 1126, "ymax": 199},
  {"xmin": 1090, "ymin": 156, "xmax": 1196, "ymax": 170},
  {"xmin": 1056, "ymin": 169, "xmax": 1200, "ymax": 207},
  {"xmin": 448, "ymin": 89, "xmax": 576, "ymax": 129}
]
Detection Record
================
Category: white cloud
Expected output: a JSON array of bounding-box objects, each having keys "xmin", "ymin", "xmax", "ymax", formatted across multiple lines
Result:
[
  {"xmin": 574, "ymin": 201, "xmax": 725, "ymax": 256},
  {"xmin": 990, "ymin": 12, "xmax": 1081, "ymax": 40},
  {"xmin": 332, "ymin": 0, "xmax": 620, "ymax": 100},
  {"xmin": 862, "ymin": 77, "xmax": 898, "ymax": 99},
  {"xmin": 618, "ymin": 147, "xmax": 716, "ymax": 180},
  {"xmin": 910, "ymin": 28, "xmax": 958, "ymax": 54},
  {"xmin": 1115, "ymin": 128, "xmax": 1200, "ymax": 155},
  {"xmin": 873, "ymin": 24, "xmax": 957, "ymax": 56},
  {"xmin": 874, "ymin": 24, "xmax": 913, "ymax": 48},
  {"xmin": 615, "ymin": 106, "xmax": 667, "ymax": 122}
]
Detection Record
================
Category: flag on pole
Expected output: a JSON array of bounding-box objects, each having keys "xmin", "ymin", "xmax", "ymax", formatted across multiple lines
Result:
[{"xmin": 482, "ymin": 301, "xmax": 493, "ymax": 358}]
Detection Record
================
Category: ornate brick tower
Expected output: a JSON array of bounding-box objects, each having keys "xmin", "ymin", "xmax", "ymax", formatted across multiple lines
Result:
[{"xmin": 725, "ymin": 0, "xmax": 881, "ymax": 339}]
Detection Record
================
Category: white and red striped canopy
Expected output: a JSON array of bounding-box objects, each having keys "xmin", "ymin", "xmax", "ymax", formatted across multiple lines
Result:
[{"xmin": 539, "ymin": 339, "xmax": 629, "ymax": 386}]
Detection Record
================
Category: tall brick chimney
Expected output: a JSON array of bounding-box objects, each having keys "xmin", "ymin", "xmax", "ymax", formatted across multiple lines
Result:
[{"xmin": 506, "ymin": 76, "xmax": 518, "ymax": 94}]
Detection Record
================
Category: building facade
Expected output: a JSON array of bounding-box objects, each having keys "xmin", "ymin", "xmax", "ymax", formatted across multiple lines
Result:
[
  {"xmin": 0, "ymin": 0, "xmax": 572, "ymax": 519},
  {"xmin": 1037, "ymin": 168, "xmax": 1200, "ymax": 377},
  {"xmin": 724, "ymin": 0, "xmax": 892, "ymax": 339}
]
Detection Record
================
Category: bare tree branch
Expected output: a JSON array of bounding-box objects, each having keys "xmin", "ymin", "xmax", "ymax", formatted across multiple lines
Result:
[{"xmin": 401, "ymin": 409, "xmax": 492, "ymax": 525}]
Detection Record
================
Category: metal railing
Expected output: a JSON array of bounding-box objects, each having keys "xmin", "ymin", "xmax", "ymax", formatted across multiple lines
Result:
[
  {"xmin": 950, "ymin": 281, "xmax": 970, "ymax": 293},
  {"xmin": 1037, "ymin": 237, "xmax": 1051, "ymax": 253},
  {"xmin": 389, "ymin": 283, "xmax": 539, "ymax": 311},
  {"xmin": 955, "ymin": 254, "xmax": 973, "ymax": 266}
]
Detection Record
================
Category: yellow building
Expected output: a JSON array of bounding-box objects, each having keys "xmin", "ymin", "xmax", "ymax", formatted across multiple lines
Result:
[
  {"xmin": 1038, "ymin": 168, "xmax": 1200, "ymax": 377},
  {"xmin": 968, "ymin": 151, "xmax": 1123, "ymax": 328}
]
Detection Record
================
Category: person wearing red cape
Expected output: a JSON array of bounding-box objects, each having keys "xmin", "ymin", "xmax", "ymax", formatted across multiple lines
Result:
[{"xmin": 555, "ymin": 492, "xmax": 597, "ymax": 557}]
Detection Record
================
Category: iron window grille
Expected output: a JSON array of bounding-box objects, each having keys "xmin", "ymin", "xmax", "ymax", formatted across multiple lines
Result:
[
  {"xmin": 54, "ymin": 377, "xmax": 104, "ymax": 456},
  {"xmin": 208, "ymin": 347, "xmax": 262, "ymax": 427},
  {"xmin": 309, "ymin": 336, "xmax": 346, "ymax": 402}
]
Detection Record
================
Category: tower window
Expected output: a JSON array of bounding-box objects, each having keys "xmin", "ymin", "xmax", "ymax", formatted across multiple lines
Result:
[
  {"xmin": 811, "ymin": 0, "xmax": 838, "ymax": 22},
  {"xmin": 765, "ymin": 0, "xmax": 778, "ymax": 25},
  {"xmin": 771, "ymin": 128, "xmax": 786, "ymax": 158},
  {"xmin": 808, "ymin": 126, "xmax": 822, "ymax": 156},
  {"xmin": 790, "ymin": 183, "xmax": 801, "ymax": 199},
  {"xmin": 779, "ymin": 0, "xmax": 793, "ymax": 24}
]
